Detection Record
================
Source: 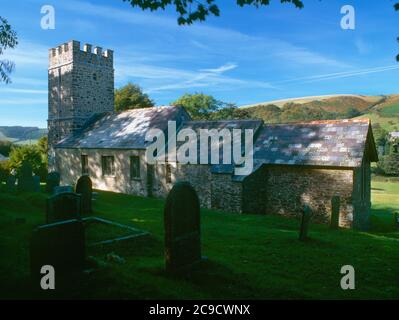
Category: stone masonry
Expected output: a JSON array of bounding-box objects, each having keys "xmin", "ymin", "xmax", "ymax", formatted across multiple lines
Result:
[{"xmin": 48, "ymin": 40, "xmax": 114, "ymax": 170}]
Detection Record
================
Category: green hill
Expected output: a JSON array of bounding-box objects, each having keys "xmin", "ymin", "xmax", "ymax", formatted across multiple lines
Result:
[
  {"xmin": 215, "ymin": 94, "xmax": 399, "ymax": 132},
  {"xmin": 0, "ymin": 126, "xmax": 47, "ymax": 145}
]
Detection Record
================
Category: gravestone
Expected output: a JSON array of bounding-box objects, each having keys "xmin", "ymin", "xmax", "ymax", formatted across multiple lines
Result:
[
  {"xmin": 17, "ymin": 161, "xmax": 35, "ymax": 192},
  {"xmin": 33, "ymin": 175, "xmax": 41, "ymax": 193},
  {"xmin": 46, "ymin": 192, "xmax": 82, "ymax": 224},
  {"xmin": 46, "ymin": 172, "xmax": 60, "ymax": 193},
  {"xmin": 299, "ymin": 204, "xmax": 312, "ymax": 241},
  {"xmin": 53, "ymin": 185, "xmax": 73, "ymax": 195},
  {"xmin": 330, "ymin": 196, "xmax": 340, "ymax": 229},
  {"xmin": 75, "ymin": 175, "xmax": 92, "ymax": 214},
  {"xmin": 6, "ymin": 175, "xmax": 16, "ymax": 192},
  {"xmin": 30, "ymin": 219, "xmax": 85, "ymax": 278},
  {"xmin": 164, "ymin": 181, "xmax": 201, "ymax": 273}
]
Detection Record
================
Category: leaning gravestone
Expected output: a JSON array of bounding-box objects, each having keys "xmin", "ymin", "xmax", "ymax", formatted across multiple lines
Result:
[
  {"xmin": 53, "ymin": 185, "xmax": 73, "ymax": 195},
  {"xmin": 33, "ymin": 175, "xmax": 41, "ymax": 193},
  {"xmin": 6, "ymin": 175, "xmax": 16, "ymax": 192},
  {"xmin": 164, "ymin": 181, "xmax": 201, "ymax": 273},
  {"xmin": 46, "ymin": 192, "xmax": 82, "ymax": 224},
  {"xmin": 330, "ymin": 196, "xmax": 340, "ymax": 229},
  {"xmin": 75, "ymin": 175, "xmax": 92, "ymax": 214},
  {"xmin": 46, "ymin": 172, "xmax": 60, "ymax": 194},
  {"xmin": 17, "ymin": 161, "xmax": 35, "ymax": 192},
  {"xmin": 30, "ymin": 219, "xmax": 85, "ymax": 279},
  {"xmin": 299, "ymin": 204, "xmax": 312, "ymax": 241}
]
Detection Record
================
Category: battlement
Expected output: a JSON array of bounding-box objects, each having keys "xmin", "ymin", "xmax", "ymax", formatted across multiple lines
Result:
[{"xmin": 49, "ymin": 40, "xmax": 113, "ymax": 68}]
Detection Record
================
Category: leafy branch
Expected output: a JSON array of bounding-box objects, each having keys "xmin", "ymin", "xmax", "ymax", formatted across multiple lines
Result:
[
  {"xmin": 123, "ymin": 0, "xmax": 303, "ymax": 25},
  {"xmin": 0, "ymin": 16, "xmax": 18, "ymax": 84}
]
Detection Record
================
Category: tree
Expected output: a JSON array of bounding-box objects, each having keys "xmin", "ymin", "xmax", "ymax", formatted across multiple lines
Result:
[
  {"xmin": 123, "ymin": 0, "xmax": 303, "ymax": 25},
  {"xmin": 0, "ymin": 16, "xmax": 18, "ymax": 84},
  {"xmin": 171, "ymin": 93, "xmax": 225, "ymax": 120},
  {"xmin": 9, "ymin": 145, "xmax": 42, "ymax": 175},
  {"xmin": 37, "ymin": 135, "xmax": 48, "ymax": 166},
  {"xmin": 115, "ymin": 83, "xmax": 154, "ymax": 112},
  {"xmin": 9, "ymin": 140, "xmax": 48, "ymax": 180}
]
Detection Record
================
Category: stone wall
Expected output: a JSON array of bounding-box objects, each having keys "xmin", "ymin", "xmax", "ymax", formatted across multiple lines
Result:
[
  {"xmin": 242, "ymin": 165, "xmax": 355, "ymax": 227},
  {"xmin": 211, "ymin": 173, "xmax": 242, "ymax": 213},
  {"xmin": 153, "ymin": 163, "xmax": 212, "ymax": 208}
]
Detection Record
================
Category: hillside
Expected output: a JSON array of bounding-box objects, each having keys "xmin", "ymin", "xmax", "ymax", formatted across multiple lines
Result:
[
  {"xmin": 0, "ymin": 126, "xmax": 47, "ymax": 145},
  {"xmin": 229, "ymin": 94, "xmax": 399, "ymax": 132}
]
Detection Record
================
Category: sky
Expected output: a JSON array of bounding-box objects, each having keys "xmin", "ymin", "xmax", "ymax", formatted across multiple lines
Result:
[{"xmin": 0, "ymin": 0, "xmax": 398, "ymax": 127}]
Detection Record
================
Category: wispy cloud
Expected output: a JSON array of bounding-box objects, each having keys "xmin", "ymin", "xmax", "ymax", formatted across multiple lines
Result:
[
  {"xmin": 0, "ymin": 98, "xmax": 47, "ymax": 105},
  {"xmin": 2, "ymin": 41, "xmax": 48, "ymax": 67},
  {"xmin": 60, "ymin": 0, "xmax": 347, "ymax": 70},
  {"xmin": 0, "ymin": 88, "xmax": 47, "ymax": 94},
  {"xmin": 275, "ymin": 65, "xmax": 399, "ymax": 85},
  {"xmin": 200, "ymin": 63, "xmax": 238, "ymax": 74}
]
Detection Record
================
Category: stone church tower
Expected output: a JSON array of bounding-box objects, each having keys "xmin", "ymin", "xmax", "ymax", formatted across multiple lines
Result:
[{"xmin": 47, "ymin": 40, "xmax": 114, "ymax": 170}]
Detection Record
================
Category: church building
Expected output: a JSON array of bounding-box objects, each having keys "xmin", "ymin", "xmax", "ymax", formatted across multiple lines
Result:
[{"xmin": 48, "ymin": 40, "xmax": 378, "ymax": 230}]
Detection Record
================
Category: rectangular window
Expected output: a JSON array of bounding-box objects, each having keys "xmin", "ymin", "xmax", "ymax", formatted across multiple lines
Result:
[
  {"xmin": 166, "ymin": 164, "xmax": 172, "ymax": 184},
  {"xmin": 101, "ymin": 156, "xmax": 115, "ymax": 176},
  {"xmin": 130, "ymin": 156, "xmax": 140, "ymax": 180},
  {"xmin": 81, "ymin": 155, "xmax": 89, "ymax": 175}
]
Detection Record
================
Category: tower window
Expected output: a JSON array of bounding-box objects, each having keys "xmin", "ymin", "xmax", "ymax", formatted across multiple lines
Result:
[
  {"xmin": 101, "ymin": 156, "xmax": 115, "ymax": 176},
  {"xmin": 93, "ymin": 73, "xmax": 97, "ymax": 81}
]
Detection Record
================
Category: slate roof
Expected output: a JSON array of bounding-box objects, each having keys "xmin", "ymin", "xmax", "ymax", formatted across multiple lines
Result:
[
  {"xmin": 173, "ymin": 119, "xmax": 263, "ymax": 166},
  {"xmin": 56, "ymin": 106, "xmax": 190, "ymax": 149},
  {"xmin": 252, "ymin": 119, "xmax": 377, "ymax": 168}
]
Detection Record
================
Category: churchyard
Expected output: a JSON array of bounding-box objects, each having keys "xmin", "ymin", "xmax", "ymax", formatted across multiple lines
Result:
[{"xmin": 0, "ymin": 175, "xmax": 398, "ymax": 299}]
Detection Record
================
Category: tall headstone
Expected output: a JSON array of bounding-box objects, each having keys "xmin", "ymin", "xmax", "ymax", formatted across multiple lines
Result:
[
  {"xmin": 299, "ymin": 204, "xmax": 312, "ymax": 241},
  {"xmin": 330, "ymin": 196, "xmax": 340, "ymax": 229},
  {"xmin": 46, "ymin": 192, "xmax": 81, "ymax": 224},
  {"xmin": 164, "ymin": 181, "xmax": 201, "ymax": 273},
  {"xmin": 46, "ymin": 172, "xmax": 60, "ymax": 193},
  {"xmin": 6, "ymin": 175, "xmax": 16, "ymax": 192},
  {"xmin": 17, "ymin": 161, "xmax": 35, "ymax": 192},
  {"xmin": 30, "ymin": 219, "xmax": 85, "ymax": 279},
  {"xmin": 75, "ymin": 175, "xmax": 92, "ymax": 214}
]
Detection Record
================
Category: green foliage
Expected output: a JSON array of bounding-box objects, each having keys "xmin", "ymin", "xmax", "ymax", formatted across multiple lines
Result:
[
  {"xmin": 0, "ymin": 16, "xmax": 18, "ymax": 84},
  {"xmin": 171, "ymin": 93, "xmax": 226, "ymax": 120},
  {"xmin": 8, "ymin": 140, "xmax": 48, "ymax": 181},
  {"xmin": 115, "ymin": 83, "xmax": 154, "ymax": 112},
  {"xmin": 376, "ymin": 154, "xmax": 399, "ymax": 176},
  {"xmin": 0, "ymin": 159, "xmax": 10, "ymax": 183},
  {"xmin": 0, "ymin": 140, "xmax": 12, "ymax": 156},
  {"xmin": 123, "ymin": 0, "xmax": 303, "ymax": 25},
  {"xmin": 372, "ymin": 125, "xmax": 388, "ymax": 147}
]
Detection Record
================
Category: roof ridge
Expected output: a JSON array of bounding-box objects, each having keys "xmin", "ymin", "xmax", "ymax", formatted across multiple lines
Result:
[{"xmin": 263, "ymin": 118, "xmax": 370, "ymax": 126}]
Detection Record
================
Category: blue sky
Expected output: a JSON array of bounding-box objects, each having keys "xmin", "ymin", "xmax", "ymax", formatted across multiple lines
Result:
[{"xmin": 1, "ymin": 0, "xmax": 398, "ymax": 127}]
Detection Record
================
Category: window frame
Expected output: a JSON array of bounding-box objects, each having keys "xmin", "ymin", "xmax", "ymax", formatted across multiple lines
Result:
[
  {"xmin": 130, "ymin": 155, "xmax": 141, "ymax": 180},
  {"xmin": 81, "ymin": 154, "xmax": 89, "ymax": 175},
  {"xmin": 101, "ymin": 155, "xmax": 115, "ymax": 177}
]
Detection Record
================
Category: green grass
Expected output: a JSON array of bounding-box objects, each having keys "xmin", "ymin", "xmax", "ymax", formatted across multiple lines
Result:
[{"xmin": 0, "ymin": 180, "xmax": 399, "ymax": 300}]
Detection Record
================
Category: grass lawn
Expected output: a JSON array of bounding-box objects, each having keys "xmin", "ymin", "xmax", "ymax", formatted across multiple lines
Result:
[{"xmin": 0, "ymin": 179, "xmax": 398, "ymax": 300}]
